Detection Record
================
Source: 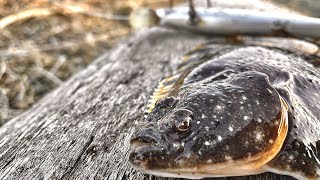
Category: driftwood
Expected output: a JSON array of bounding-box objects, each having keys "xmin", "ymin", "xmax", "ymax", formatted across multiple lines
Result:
[{"xmin": 0, "ymin": 1, "xmax": 309, "ymax": 179}]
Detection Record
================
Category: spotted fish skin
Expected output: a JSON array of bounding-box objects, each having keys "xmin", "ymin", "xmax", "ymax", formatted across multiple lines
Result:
[{"xmin": 129, "ymin": 39, "xmax": 320, "ymax": 179}]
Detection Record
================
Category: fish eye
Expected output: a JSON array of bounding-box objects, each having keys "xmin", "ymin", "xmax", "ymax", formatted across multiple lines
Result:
[{"xmin": 175, "ymin": 114, "xmax": 193, "ymax": 132}]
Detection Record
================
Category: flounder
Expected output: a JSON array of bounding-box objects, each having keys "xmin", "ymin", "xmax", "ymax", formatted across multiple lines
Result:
[{"xmin": 129, "ymin": 37, "xmax": 320, "ymax": 179}]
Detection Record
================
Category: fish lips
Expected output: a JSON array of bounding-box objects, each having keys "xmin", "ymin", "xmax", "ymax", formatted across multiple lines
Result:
[
  {"xmin": 130, "ymin": 128, "xmax": 168, "ymax": 148},
  {"xmin": 129, "ymin": 128, "xmax": 181, "ymax": 169}
]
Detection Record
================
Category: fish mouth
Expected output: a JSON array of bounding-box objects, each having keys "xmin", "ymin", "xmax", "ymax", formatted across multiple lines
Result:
[
  {"xmin": 129, "ymin": 128, "xmax": 172, "ymax": 168},
  {"xmin": 130, "ymin": 128, "xmax": 168, "ymax": 149},
  {"xmin": 130, "ymin": 140, "xmax": 153, "ymax": 150},
  {"xmin": 130, "ymin": 135, "xmax": 158, "ymax": 150}
]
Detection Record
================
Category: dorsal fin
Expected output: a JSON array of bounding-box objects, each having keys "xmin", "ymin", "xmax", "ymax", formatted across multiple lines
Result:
[
  {"xmin": 145, "ymin": 45, "xmax": 223, "ymax": 114},
  {"xmin": 145, "ymin": 74, "xmax": 181, "ymax": 114}
]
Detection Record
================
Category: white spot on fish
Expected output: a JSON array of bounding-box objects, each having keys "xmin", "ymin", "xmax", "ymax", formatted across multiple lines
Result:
[
  {"xmin": 242, "ymin": 96, "xmax": 247, "ymax": 100},
  {"xmin": 201, "ymin": 114, "xmax": 206, "ymax": 119},
  {"xmin": 288, "ymin": 155, "xmax": 294, "ymax": 160},
  {"xmin": 256, "ymin": 131, "xmax": 264, "ymax": 141},
  {"xmin": 214, "ymin": 105, "xmax": 224, "ymax": 113},
  {"xmin": 173, "ymin": 143, "xmax": 180, "ymax": 148},
  {"xmin": 204, "ymin": 141, "xmax": 211, "ymax": 146},
  {"xmin": 256, "ymin": 100, "xmax": 260, "ymax": 105},
  {"xmin": 269, "ymin": 139, "xmax": 274, "ymax": 144},
  {"xmin": 228, "ymin": 126, "xmax": 233, "ymax": 132},
  {"xmin": 217, "ymin": 136, "xmax": 222, "ymax": 141},
  {"xmin": 206, "ymin": 159, "xmax": 212, "ymax": 163},
  {"xmin": 257, "ymin": 118, "xmax": 262, "ymax": 123},
  {"xmin": 244, "ymin": 116, "xmax": 249, "ymax": 120},
  {"xmin": 197, "ymin": 121, "xmax": 200, "ymax": 124},
  {"xmin": 240, "ymin": 106, "xmax": 244, "ymax": 110},
  {"xmin": 205, "ymin": 126, "xmax": 210, "ymax": 131}
]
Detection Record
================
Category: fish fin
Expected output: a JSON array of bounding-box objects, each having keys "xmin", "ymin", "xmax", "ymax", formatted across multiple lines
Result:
[
  {"xmin": 145, "ymin": 73, "xmax": 181, "ymax": 114},
  {"xmin": 145, "ymin": 44, "xmax": 230, "ymax": 115}
]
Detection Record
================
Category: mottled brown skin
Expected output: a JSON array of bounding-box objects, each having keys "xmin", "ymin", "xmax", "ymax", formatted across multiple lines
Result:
[{"xmin": 129, "ymin": 41, "xmax": 320, "ymax": 179}]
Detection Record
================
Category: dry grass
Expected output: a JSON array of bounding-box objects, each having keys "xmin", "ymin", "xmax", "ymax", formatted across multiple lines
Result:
[{"xmin": 0, "ymin": 0, "xmax": 176, "ymax": 125}]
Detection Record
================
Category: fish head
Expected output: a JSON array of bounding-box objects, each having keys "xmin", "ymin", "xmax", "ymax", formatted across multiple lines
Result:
[{"xmin": 129, "ymin": 71, "xmax": 288, "ymax": 178}]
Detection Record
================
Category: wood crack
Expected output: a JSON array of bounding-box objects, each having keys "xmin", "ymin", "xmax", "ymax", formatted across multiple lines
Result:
[
  {"xmin": 1, "ymin": 156, "xmax": 15, "ymax": 169},
  {"xmin": 59, "ymin": 135, "xmax": 95, "ymax": 179}
]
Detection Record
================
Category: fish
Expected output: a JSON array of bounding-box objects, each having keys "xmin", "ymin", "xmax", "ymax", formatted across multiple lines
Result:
[
  {"xmin": 129, "ymin": 6, "xmax": 320, "ymax": 39},
  {"xmin": 129, "ymin": 37, "xmax": 320, "ymax": 179},
  {"xmin": 156, "ymin": 7, "xmax": 320, "ymax": 39}
]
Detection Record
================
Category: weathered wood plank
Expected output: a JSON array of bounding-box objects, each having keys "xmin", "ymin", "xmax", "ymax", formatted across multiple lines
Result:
[{"xmin": 0, "ymin": 28, "xmax": 205, "ymax": 179}]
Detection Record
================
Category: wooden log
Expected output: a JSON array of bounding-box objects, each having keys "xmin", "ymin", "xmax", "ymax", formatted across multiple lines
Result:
[{"xmin": 0, "ymin": 27, "xmax": 300, "ymax": 179}]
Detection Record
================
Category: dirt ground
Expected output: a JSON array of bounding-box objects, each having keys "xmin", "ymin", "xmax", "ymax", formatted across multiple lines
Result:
[{"xmin": 0, "ymin": 0, "xmax": 179, "ymax": 125}]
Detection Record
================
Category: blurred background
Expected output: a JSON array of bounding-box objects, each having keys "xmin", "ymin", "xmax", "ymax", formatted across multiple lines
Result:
[{"xmin": 0, "ymin": 0, "xmax": 319, "ymax": 125}]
